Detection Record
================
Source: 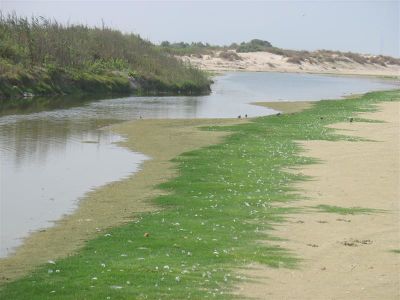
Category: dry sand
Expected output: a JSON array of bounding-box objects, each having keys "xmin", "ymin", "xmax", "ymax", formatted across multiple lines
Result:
[
  {"xmin": 0, "ymin": 118, "xmax": 243, "ymax": 283},
  {"xmin": 182, "ymin": 51, "xmax": 400, "ymax": 77},
  {"xmin": 237, "ymin": 101, "xmax": 400, "ymax": 299}
]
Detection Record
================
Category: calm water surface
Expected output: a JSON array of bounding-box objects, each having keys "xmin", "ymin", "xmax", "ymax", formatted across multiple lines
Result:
[{"xmin": 0, "ymin": 72, "xmax": 397, "ymax": 257}]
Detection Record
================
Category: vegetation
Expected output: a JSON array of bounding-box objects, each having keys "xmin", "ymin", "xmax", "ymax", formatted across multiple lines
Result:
[
  {"xmin": 0, "ymin": 89, "xmax": 398, "ymax": 298},
  {"xmin": 218, "ymin": 51, "xmax": 242, "ymax": 61},
  {"xmin": 159, "ymin": 39, "xmax": 275, "ymax": 56},
  {"xmin": 159, "ymin": 41, "xmax": 220, "ymax": 57},
  {"xmin": 0, "ymin": 14, "xmax": 210, "ymax": 99},
  {"xmin": 270, "ymin": 49, "xmax": 400, "ymax": 66},
  {"xmin": 313, "ymin": 204, "xmax": 382, "ymax": 215},
  {"xmin": 160, "ymin": 38, "xmax": 400, "ymax": 67},
  {"xmin": 235, "ymin": 39, "xmax": 273, "ymax": 53},
  {"xmin": 234, "ymin": 43, "xmax": 400, "ymax": 66}
]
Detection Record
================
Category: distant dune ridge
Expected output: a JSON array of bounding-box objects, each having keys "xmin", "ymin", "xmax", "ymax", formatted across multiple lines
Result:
[
  {"xmin": 180, "ymin": 50, "xmax": 400, "ymax": 77},
  {"xmin": 163, "ymin": 39, "xmax": 400, "ymax": 77}
]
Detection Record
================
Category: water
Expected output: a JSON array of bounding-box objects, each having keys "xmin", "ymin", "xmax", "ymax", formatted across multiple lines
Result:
[{"xmin": 0, "ymin": 72, "xmax": 397, "ymax": 257}]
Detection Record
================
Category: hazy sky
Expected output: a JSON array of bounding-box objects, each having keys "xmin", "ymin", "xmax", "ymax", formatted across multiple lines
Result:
[{"xmin": 1, "ymin": 1, "xmax": 399, "ymax": 57}]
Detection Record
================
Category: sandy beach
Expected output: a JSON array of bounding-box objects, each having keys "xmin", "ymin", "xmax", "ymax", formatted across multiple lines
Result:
[
  {"xmin": 237, "ymin": 101, "xmax": 400, "ymax": 299},
  {"xmin": 182, "ymin": 51, "xmax": 400, "ymax": 77}
]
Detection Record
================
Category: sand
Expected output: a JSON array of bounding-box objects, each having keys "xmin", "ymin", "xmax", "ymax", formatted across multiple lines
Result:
[
  {"xmin": 237, "ymin": 101, "xmax": 400, "ymax": 299},
  {"xmin": 182, "ymin": 51, "xmax": 400, "ymax": 77},
  {"xmin": 0, "ymin": 118, "xmax": 243, "ymax": 283},
  {"xmin": 254, "ymin": 101, "xmax": 314, "ymax": 114}
]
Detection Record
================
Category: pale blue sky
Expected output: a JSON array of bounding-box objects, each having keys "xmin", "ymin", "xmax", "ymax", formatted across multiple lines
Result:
[{"xmin": 1, "ymin": 1, "xmax": 399, "ymax": 56}]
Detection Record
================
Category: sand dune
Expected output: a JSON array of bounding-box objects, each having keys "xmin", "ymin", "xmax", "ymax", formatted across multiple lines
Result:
[{"xmin": 181, "ymin": 51, "xmax": 400, "ymax": 77}]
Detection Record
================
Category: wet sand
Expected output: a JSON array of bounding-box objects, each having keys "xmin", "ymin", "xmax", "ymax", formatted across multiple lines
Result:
[
  {"xmin": 0, "ymin": 96, "xmax": 310, "ymax": 284},
  {"xmin": 237, "ymin": 101, "xmax": 400, "ymax": 299},
  {"xmin": 0, "ymin": 118, "xmax": 244, "ymax": 283},
  {"xmin": 254, "ymin": 101, "xmax": 314, "ymax": 114}
]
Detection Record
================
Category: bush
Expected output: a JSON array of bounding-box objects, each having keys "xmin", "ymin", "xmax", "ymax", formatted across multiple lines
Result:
[
  {"xmin": 219, "ymin": 51, "xmax": 242, "ymax": 61},
  {"xmin": 236, "ymin": 39, "xmax": 273, "ymax": 53},
  {"xmin": 287, "ymin": 56, "xmax": 303, "ymax": 65}
]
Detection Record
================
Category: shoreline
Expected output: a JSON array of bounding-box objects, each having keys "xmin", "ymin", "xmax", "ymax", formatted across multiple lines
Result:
[
  {"xmin": 0, "ymin": 97, "xmax": 313, "ymax": 282},
  {"xmin": 206, "ymin": 69, "xmax": 400, "ymax": 90},
  {"xmin": 237, "ymin": 100, "xmax": 400, "ymax": 299},
  {"xmin": 1, "ymin": 89, "xmax": 398, "ymax": 299},
  {"xmin": 0, "ymin": 101, "xmax": 313, "ymax": 280},
  {"xmin": 0, "ymin": 117, "xmax": 244, "ymax": 283},
  {"xmin": 2, "ymin": 70, "xmax": 398, "ymax": 114},
  {"xmin": 209, "ymin": 67, "xmax": 400, "ymax": 81},
  {"xmin": 0, "ymin": 71, "xmax": 390, "ymax": 282}
]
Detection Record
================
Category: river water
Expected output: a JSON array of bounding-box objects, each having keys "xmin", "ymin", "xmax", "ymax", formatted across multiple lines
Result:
[{"xmin": 0, "ymin": 72, "xmax": 397, "ymax": 257}]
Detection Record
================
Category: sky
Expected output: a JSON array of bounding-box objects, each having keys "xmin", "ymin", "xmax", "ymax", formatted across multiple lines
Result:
[{"xmin": 1, "ymin": 0, "xmax": 399, "ymax": 57}]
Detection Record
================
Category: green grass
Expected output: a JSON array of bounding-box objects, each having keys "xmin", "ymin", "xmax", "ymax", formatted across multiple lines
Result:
[
  {"xmin": 312, "ymin": 205, "xmax": 383, "ymax": 215},
  {"xmin": 0, "ymin": 89, "xmax": 398, "ymax": 299},
  {"xmin": 0, "ymin": 14, "xmax": 210, "ymax": 99},
  {"xmin": 390, "ymin": 249, "xmax": 400, "ymax": 254}
]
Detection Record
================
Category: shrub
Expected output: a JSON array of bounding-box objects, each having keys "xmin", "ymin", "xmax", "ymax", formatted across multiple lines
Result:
[
  {"xmin": 219, "ymin": 51, "xmax": 242, "ymax": 61},
  {"xmin": 236, "ymin": 39, "xmax": 273, "ymax": 52},
  {"xmin": 287, "ymin": 56, "xmax": 303, "ymax": 65}
]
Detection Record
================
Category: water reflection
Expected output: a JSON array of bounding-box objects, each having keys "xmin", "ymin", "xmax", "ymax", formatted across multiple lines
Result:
[
  {"xmin": 0, "ymin": 111, "xmax": 146, "ymax": 257},
  {"xmin": 0, "ymin": 72, "xmax": 398, "ymax": 257},
  {"xmin": 0, "ymin": 118, "xmax": 118, "ymax": 168},
  {"xmin": 1, "ymin": 129, "xmax": 147, "ymax": 257},
  {"xmin": 0, "ymin": 93, "xmax": 117, "ymax": 116}
]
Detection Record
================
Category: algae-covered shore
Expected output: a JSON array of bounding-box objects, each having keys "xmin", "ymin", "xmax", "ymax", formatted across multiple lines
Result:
[
  {"xmin": 238, "ymin": 100, "xmax": 400, "ymax": 299},
  {"xmin": 0, "ymin": 90, "xmax": 399, "ymax": 299},
  {"xmin": 0, "ymin": 118, "xmax": 242, "ymax": 283}
]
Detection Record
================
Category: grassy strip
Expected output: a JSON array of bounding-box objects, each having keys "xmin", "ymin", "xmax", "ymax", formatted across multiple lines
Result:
[
  {"xmin": 312, "ymin": 205, "xmax": 383, "ymax": 215},
  {"xmin": 0, "ymin": 65, "xmax": 212, "ymax": 99},
  {"xmin": 0, "ymin": 68, "xmax": 132, "ymax": 100},
  {"xmin": 0, "ymin": 90, "xmax": 398, "ymax": 299}
]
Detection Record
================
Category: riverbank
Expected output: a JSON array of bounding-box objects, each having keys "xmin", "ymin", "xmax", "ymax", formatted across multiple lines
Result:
[
  {"xmin": 181, "ymin": 51, "xmax": 400, "ymax": 78},
  {"xmin": 237, "ymin": 101, "xmax": 400, "ymax": 299},
  {"xmin": 0, "ymin": 90, "xmax": 398, "ymax": 299},
  {"xmin": 0, "ymin": 67, "xmax": 211, "ymax": 101},
  {"xmin": 0, "ymin": 15, "xmax": 211, "ymax": 100}
]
